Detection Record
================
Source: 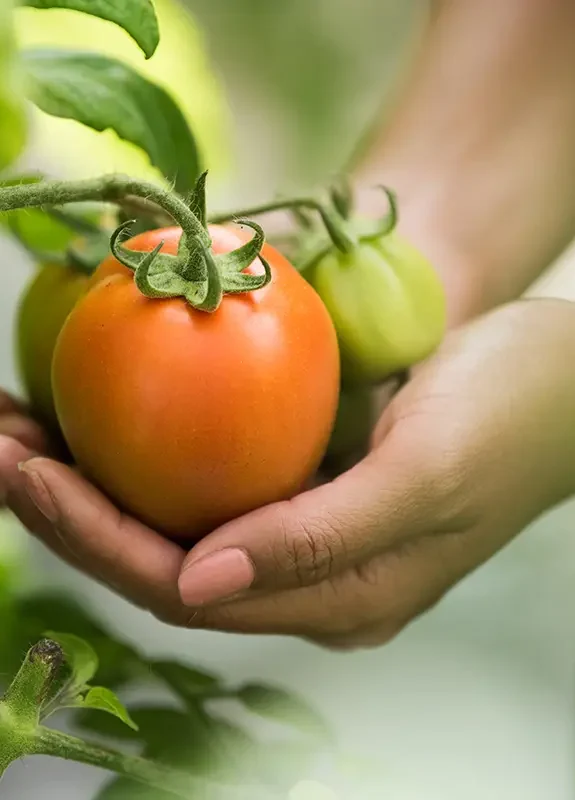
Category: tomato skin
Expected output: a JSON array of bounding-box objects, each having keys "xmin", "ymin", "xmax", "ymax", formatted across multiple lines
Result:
[
  {"xmin": 16, "ymin": 263, "xmax": 88, "ymax": 433},
  {"xmin": 53, "ymin": 225, "xmax": 340, "ymax": 540},
  {"xmin": 308, "ymin": 231, "xmax": 446, "ymax": 384}
]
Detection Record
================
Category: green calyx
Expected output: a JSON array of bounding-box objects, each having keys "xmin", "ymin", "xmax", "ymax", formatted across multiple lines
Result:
[
  {"xmin": 111, "ymin": 216, "xmax": 271, "ymax": 312},
  {"xmin": 110, "ymin": 170, "xmax": 272, "ymax": 312},
  {"xmin": 0, "ymin": 171, "xmax": 273, "ymax": 312}
]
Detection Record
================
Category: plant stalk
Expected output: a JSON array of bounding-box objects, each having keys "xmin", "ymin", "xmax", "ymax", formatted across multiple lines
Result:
[
  {"xmin": 32, "ymin": 728, "xmax": 277, "ymax": 800},
  {"xmin": 210, "ymin": 196, "xmax": 357, "ymax": 253},
  {"xmin": 0, "ymin": 175, "xmax": 209, "ymax": 248},
  {"xmin": 3, "ymin": 640, "xmax": 63, "ymax": 730}
]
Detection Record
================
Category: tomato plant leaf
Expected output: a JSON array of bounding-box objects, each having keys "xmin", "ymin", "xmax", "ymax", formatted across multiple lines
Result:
[
  {"xmin": 151, "ymin": 660, "xmax": 222, "ymax": 701},
  {"xmin": 75, "ymin": 704, "xmax": 141, "ymax": 741},
  {"xmin": 78, "ymin": 704, "xmax": 207, "ymax": 750},
  {"xmin": 95, "ymin": 777, "xmax": 178, "ymax": 800},
  {"xmin": 15, "ymin": 595, "xmax": 144, "ymax": 688},
  {"xmin": 90, "ymin": 636, "xmax": 148, "ymax": 689},
  {"xmin": 43, "ymin": 631, "xmax": 98, "ymax": 688},
  {"xmin": 0, "ymin": 173, "xmax": 43, "ymax": 188},
  {"xmin": 74, "ymin": 686, "xmax": 139, "ymax": 731},
  {"xmin": 22, "ymin": 50, "xmax": 201, "ymax": 195},
  {"xmin": 22, "ymin": 0, "xmax": 160, "ymax": 59},
  {"xmin": 20, "ymin": 593, "xmax": 105, "ymax": 638},
  {"xmin": 237, "ymin": 684, "xmax": 333, "ymax": 744}
]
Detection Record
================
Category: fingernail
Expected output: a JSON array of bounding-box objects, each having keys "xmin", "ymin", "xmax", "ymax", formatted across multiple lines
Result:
[
  {"xmin": 178, "ymin": 548, "xmax": 255, "ymax": 607},
  {"xmin": 18, "ymin": 462, "xmax": 58, "ymax": 523}
]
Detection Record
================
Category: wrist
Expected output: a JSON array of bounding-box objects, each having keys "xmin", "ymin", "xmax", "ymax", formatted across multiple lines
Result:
[
  {"xmin": 353, "ymin": 0, "xmax": 575, "ymax": 327},
  {"xmin": 482, "ymin": 298, "xmax": 575, "ymax": 507}
]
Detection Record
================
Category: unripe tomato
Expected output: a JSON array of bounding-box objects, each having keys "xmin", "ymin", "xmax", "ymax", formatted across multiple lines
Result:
[
  {"xmin": 16, "ymin": 262, "xmax": 89, "ymax": 433},
  {"xmin": 53, "ymin": 225, "xmax": 340, "ymax": 540},
  {"xmin": 325, "ymin": 383, "xmax": 373, "ymax": 462},
  {"xmin": 308, "ymin": 231, "xmax": 446, "ymax": 384}
]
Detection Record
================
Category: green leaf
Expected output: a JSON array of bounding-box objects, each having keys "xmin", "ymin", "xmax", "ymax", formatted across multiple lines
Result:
[
  {"xmin": 151, "ymin": 660, "xmax": 221, "ymax": 701},
  {"xmin": 141, "ymin": 705, "xmax": 220, "ymax": 773},
  {"xmin": 43, "ymin": 631, "xmax": 98, "ymax": 688},
  {"xmin": 76, "ymin": 686, "xmax": 139, "ymax": 731},
  {"xmin": 0, "ymin": 173, "xmax": 43, "ymax": 189},
  {"xmin": 91, "ymin": 636, "xmax": 148, "ymax": 689},
  {"xmin": 5, "ymin": 208, "xmax": 77, "ymax": 255},
  {"xmin": 22, "ymin": 0, "xmax": 160, "ymax": 59},
  {"xmin": 19, "ymin": 593, "xmax": 104, "ymax": 638},
  {"xmin": 0, "ymin": 175, "xmax": 111, "ymax": 255},
  {"xmin": 96, "ymin": 777, "xmax": 177, "ymax": 800},
  {"xmin": 23, "ymin": 50, "xmax": 201, "ymax": 195},
  {"xmin": 18, "ymin": 594, "xmax": 148, "ymax": 690},
  {"xmin": 75, "ymin": 704, "xmax": 141, "ymax": 741},
  {"xmin": 0, "ymin": 174, "xmax": 72, "ymax": 254},
  {"xmin": 238, "ymin": 684, "xmax": 333, "ymax": 744},
  {"xmin": 78, "ymin": 705, "xmax": 204, "ymax": 751}
]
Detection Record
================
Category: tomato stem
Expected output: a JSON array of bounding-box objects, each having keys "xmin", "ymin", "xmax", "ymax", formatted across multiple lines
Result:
[
  {"xmin": 210, "ymin": 195, "xmax": 358, "ymax": 254},
  {"xmin": 31, "ymin": 728, "xmax": 270, "ymax": 800},
  {"xmin": 0, "ymin": 174, "xmax": 272, "ymax": 312},
  {"xmin": 0, "ymin": 641, "xmax": 276, "ymax": 798},
  {"xmin": 329, "ymin": 176, "xmax": 354, "ymax": 219},
  {"xmin": 360, "ymin": 186, "xmax": 398, "ymax": 241},
  {"xmin": 3, "ymin": 640, "xmax": 64, "ymax": 730},
  {"xmin": 0, "ymin": 174, "xmax": 208, "ymax": 243}
]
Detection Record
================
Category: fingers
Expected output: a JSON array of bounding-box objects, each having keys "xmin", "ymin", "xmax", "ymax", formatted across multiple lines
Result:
[
  {"xmin": 0, "ymin": 390, "xmax": 25, "ymax": 416},
  {"xmin": 0, "ymin": 434, "xmax": 37, "ymax": 506},
  {"xmin": 185, "ymin": 528, "xmax": 478, "ymax": 643},
  {"xmin": 3, "ymin": 452, "xmax": 188, "ymax": 623},
  {"xmin": 0, "ymin": 390, "xmax": 50, "ymax": 455},
  {"xmin": 0, "ymin": 413, "xmax": 48, "ymax": 453},
  {"xmin": 178, "ymin": 441, "xmax": 433, "ymax": 608}
]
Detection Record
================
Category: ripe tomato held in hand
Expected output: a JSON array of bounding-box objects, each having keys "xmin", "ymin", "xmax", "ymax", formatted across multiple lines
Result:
[{"xmin": 53, "ymin": 225, "xmax": 340, "ymax": 541}]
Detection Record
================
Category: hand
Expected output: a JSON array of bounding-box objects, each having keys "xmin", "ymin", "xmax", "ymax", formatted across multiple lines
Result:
[
  {"xmin": 2, "ymin": 299, "xmax": 575, "ymax": 648},
  {"xmin": 0, "ymin": 392, "xmax": 47, "ymax": 505}
]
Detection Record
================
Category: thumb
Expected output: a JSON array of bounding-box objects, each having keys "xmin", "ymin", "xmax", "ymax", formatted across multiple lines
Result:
[{"xmin": 178, "ymin": 444, "xmax": 427, "ymax": 608}]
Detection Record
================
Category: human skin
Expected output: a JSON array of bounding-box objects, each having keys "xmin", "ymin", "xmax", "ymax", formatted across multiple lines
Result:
[{"xmin": 2, "ymin": 0, "xmax": 575, "ymax": 648}]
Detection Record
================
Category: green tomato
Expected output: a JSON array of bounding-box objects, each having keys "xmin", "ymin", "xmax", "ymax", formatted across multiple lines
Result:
[
  {"xmin": 0, "ymin": 0, "xmax": 27, "ymax": 172},
  {"xmin": 326, "ymin": 384, "xmax": 373, "ymax": 461},
  {"xmin": 309, "ymin": 231, "xmax": 446, "ymax": 384},
  {"xmin": 16, "ymin": 261, "xmax": 89, "ymax": 434}
]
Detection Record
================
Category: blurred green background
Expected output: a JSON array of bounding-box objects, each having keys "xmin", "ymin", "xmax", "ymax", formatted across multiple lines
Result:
[
  {"xmin": 2, "ymin": 1, "xmax": 575, "ymax": 798},
  {"xmin": 12, "ymin": 0, "xmax": 425, "ymax": 203}
]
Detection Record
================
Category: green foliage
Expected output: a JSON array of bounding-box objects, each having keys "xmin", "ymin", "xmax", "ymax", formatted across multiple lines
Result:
[
  {"xmin": 1, "ymin": 0, "xmax": 201, "ymax": 200},
  {"xmin": 96, "ymin": 777, "xmax": 176, "ymax": 800},
  {"xmin": 0, "ymin": 174, "xmax": 112, "ymax": 262},
  {"xmin": 73, "ymin": 686, "xmax": 139, "ymax": 731},
  {"xmin": 150, "ymin": 660, "xmax": 220, "ymax": 700},
  {"xmin": 23, "ymin": 50, "xmax": 200, "ymax": 195},
  {"xmin": 0, "ymin": 565, "xmax": 335, "ymax": 796},
  {"xmin": 238, "ymin": 683, "xmax": 333, "ymax": 745},
  {"xmin": 0, "ymin": 0, "xmax": 27, "ymax": 171},
  {"xmin": 22, "ymin": 0, "xmax": 160, "ymax": 59}
]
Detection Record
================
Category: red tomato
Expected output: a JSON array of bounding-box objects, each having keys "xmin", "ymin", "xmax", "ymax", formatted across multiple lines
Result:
[{"xmin": 53, "ymin": 225, "xmax": 340, "ymax": 540}]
